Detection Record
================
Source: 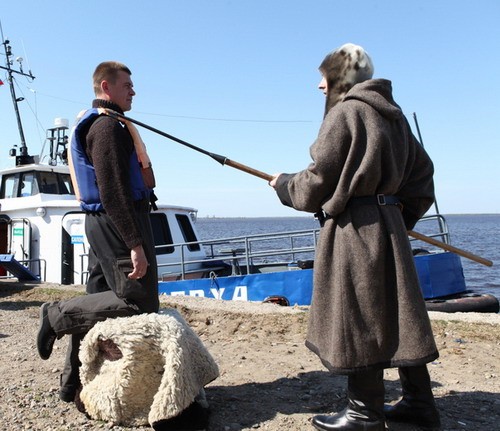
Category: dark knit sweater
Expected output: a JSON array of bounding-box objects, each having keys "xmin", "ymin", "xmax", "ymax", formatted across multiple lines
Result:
[{"xmin": 83, "ymin": 99, "xmax": 143, "ymax": 249}]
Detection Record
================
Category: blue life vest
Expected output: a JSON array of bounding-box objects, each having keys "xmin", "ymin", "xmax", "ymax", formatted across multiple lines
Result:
[{"xmin": 69, "ymin": 108, "xmax": 150, "ymax": 212}]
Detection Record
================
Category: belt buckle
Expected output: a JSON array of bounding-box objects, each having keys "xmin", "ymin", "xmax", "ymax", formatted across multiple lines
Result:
[
  {"xmin": 377, "ymin": 194, "xmax": 386, "ymax": 205},
  {"xmin": 314, "ymin": 210, "xmax": 327, "ymax": 227},
  {"xmin": 314, "ymin": 210, "xmax": 326, "ymax": 221}
]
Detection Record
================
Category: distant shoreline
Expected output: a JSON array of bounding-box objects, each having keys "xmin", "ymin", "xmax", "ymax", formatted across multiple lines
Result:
[{"xmin": 198, "ymin": 213, "xmax": 500, "ymax": 219}]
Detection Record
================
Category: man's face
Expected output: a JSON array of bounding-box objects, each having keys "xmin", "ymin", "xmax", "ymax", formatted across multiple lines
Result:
[
  {"xmin": 105, "ymin": 70, "xmax": 135, "ymax": 112},
  {"xmin": 318, "ymin": 75, "xmax": 328, "ymax": 96}
]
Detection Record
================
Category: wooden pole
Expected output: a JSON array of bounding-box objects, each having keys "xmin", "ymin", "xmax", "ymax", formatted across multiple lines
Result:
[
  {"xmin": 408, "ymin": 230, "xmax": 493, "ymax": 267},
  {"xmin": 224, "ymin": 158, "xmax": 273, "ymax": 181}
]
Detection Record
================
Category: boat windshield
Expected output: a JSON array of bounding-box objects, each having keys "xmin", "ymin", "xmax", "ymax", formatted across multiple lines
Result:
[{"xmin": 0, "ymin": 170, "xmax": 74, "ymax": 198}]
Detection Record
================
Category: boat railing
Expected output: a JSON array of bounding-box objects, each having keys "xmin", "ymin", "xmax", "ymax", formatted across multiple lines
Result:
[
  {"xmin": 156, "ymin": 213, "xmax": 452, "ymax": 280},
  {"xmin": 72, "ymin": 213, "xmax": 452, "ymax": 282},
  {"xmin": 27, "ymin": 258, "xmax": 46, "ymax": 281},
  {"xmin": 156, "ymin": 228, "xmax": 320, "ymax": 279},
  {"xmin": 410, "ymin": 214, "xmax": 451, "ymax": 247},
  {"xmin": 80, "ymin": 264, "xmax": 89, "ymax": 285}
]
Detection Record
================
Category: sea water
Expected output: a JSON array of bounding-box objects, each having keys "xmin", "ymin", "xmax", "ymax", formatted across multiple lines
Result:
[
  {"xmin": 444, "ymin": 214, "xmax": 499, "ymax": 299},
  {"xmin": 196, "ymin": 214, "xmax": 500, "ymax": 301}
]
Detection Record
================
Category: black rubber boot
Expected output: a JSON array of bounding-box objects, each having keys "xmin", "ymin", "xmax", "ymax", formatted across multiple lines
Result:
[
  {"xmin": 37, "ymin": 302, "xmax": 57, "ymax": 360},
  {"xmin": 59, "ymin": 333, "xmax": 84, "ymax": 403},
  {"xmin": 312, "ymin": 369, "xmax": 385, "ymax": 431},
  {"xmin": 384, "ymin": 365, "xmax": 440, "ymax": 430}
]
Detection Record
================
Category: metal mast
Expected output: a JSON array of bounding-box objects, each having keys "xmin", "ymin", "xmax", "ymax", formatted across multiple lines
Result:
[{"xmin": 1, "ymin": 34, "xmax": 36, "ymax": 165}]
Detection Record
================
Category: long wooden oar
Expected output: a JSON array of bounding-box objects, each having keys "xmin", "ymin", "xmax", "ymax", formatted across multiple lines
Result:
[
  {"xmin": 102, "ymin": 109, "xmax": 492, "ymax": 267},
  {"xmin": 408, "ymin": 230, "xmax": 492, "ymax": 267}
]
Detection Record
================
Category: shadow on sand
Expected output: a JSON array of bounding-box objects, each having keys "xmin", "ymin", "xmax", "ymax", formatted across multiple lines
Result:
[{"xmin": 207, "ymin": 372, "xmax": 499, "ymax": 430}]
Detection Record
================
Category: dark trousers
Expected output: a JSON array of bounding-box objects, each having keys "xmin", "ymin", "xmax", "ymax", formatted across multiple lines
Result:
[{"xmin": 48, "ymin": 200, "xmax": 159, "ymax": 396}]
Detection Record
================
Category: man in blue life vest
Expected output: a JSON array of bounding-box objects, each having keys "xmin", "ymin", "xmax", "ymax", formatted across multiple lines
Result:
[{"xmin": 36, "ymin": 61, "xmax": 159, "ymax": 404}]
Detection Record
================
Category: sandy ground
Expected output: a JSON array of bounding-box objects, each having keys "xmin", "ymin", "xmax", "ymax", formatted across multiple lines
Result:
[{"xmin": 0, "ymin": 280, "xmax": 499, "ymax": 431}]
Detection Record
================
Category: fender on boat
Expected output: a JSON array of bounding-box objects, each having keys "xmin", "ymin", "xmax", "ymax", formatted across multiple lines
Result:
[{"xmin": 426, "ymin": 292, "xmax": 499, "ymax": 313}]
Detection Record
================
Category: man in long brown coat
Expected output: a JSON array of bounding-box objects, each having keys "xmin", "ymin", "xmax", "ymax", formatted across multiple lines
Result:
[{"xmin": 270, "ymin": 43, "xmax": 440, "ymax": 430}]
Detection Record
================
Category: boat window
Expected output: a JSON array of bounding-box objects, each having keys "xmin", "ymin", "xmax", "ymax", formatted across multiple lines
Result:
[
  {"xmin": 60, "ymin": 174, "xmax": 74, "ymax": 195},
  {"xmin": 149, "ymin": 213, "xmax": 175, "ymax": 255},
  {"xmin": 20, "ymin": 171, "xmax": 39, "ymax": 196},
  {"xmin": 175, "ymin": 214, "xmax": 201, "ymax": 251},
  {"xmin": 0, "ymin": 174, "xmax": 20, "ymax": 199},
  {"xmin": 0, "ymin": 171, "xmax": 74, "ymax": 198},
  {"xmin": 38, "ymin": 172, "xmax": 59, "ymax": 194},
  {"xmin": 38, "ymin": 172, "xmax": 74, "ymax": 195},
  {"xmin": 1, "ymin": 171, "xmax": 39, "ymax": 197}
]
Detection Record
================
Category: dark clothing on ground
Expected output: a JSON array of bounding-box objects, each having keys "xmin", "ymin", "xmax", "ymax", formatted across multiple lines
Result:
[{"xmin": 274, "ymin": 79, "xmax": 438, "ymax": 374}]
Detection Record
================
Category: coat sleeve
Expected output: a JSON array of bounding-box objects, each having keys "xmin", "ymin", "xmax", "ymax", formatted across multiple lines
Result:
[
  {"xmin": 274, "ymin": 173, "xmax": 296, "ymax": 208},
  {"xmin": 87, "ymin": 117, "xmax": 144, "ymax": 249},
  {"xmin": 275, "ymin": 110, "xmax": 352, "ymax": 214}
]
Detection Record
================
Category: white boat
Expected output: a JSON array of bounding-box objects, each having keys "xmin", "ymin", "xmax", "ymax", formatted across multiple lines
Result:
[{"xmin": 0, "ymin": 125, "xmax": 210, "ymax": 285}]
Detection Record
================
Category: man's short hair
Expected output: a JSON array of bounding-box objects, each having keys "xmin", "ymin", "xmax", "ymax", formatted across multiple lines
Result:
[{"xmin": 93, "ymin": 61, "xmax": 132, "ymax": 96}]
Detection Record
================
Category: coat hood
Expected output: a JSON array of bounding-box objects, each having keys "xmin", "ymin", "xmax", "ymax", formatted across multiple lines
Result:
[
  {"xmin": 344, "ymin": 79, "xmax": 403, "ymax": 121},
  {"xmin": 319, "ymin": 43, "xmax": 374, "ymax": 116}
]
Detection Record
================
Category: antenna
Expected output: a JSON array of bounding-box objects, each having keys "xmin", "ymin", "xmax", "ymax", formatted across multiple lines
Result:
[
  {"xmin": 0, "ymin": 23, "xmax": 37, "ymax": 165},
  {"xmin": 413, "ymin": 113, "xmax": 442, "ymax": 218},
  {"xmin": 21, "ymin": 38, "xmax": 34, "ymax": 78}
]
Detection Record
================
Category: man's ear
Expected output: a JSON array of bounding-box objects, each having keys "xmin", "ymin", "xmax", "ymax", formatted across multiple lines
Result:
[{"xmin": 100, "ymin": 80, "xmax": 109, "ymax": 95}]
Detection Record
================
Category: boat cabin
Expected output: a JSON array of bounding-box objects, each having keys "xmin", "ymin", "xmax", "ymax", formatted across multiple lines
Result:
[
  {"xmin": 0, "ymin": 167, "xmax": 74, "ymax": 199},
  {"xmin": 0, "ymin": 162, "xmax": 208, "ymax": 285}
]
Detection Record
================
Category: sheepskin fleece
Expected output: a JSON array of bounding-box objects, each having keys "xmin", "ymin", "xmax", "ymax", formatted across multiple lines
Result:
[{"xmin": 79, "ymin": 310, "xmax": 219, "ymax": 426}]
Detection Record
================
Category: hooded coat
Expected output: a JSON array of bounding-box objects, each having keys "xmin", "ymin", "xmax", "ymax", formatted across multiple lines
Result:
[{"xmin": 274, "ymin": 77, "xmax": 438, "ymax": 374}]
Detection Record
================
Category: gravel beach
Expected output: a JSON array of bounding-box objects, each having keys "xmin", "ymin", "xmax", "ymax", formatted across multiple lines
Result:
[{"xmin": 1, "ymin": 280, "xmax": 499, "ymax": 431}]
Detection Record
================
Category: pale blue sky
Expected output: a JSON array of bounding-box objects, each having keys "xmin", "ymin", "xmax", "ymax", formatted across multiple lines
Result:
[{"xmin": 1, "ymin": 1, "xmax": 499, "ymax": 217}]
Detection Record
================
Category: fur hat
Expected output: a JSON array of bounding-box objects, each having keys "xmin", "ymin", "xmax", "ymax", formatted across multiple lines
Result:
[{"xmin": 319, "ymin": 43, "xmax": 374, "ymax": 115}]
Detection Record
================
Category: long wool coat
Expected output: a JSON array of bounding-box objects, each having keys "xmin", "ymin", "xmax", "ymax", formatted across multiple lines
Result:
[{"xmin": 275, "ymin": 79, "xmax": 438, "ymax": 374}]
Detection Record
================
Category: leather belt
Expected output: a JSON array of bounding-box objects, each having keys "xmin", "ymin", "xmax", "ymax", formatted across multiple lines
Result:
[
  {"xmin": 348, "ymin": 194, "xmax": 400, "ymax": 207},
  {"xmin": 315, "ymin": 194, "xmax": 401, "ymax": 227}
]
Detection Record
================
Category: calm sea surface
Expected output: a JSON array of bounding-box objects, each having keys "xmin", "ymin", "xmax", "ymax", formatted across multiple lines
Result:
[{"xmin": 195, "ymin": 214, "xmax": 500, "ymax": 301}]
